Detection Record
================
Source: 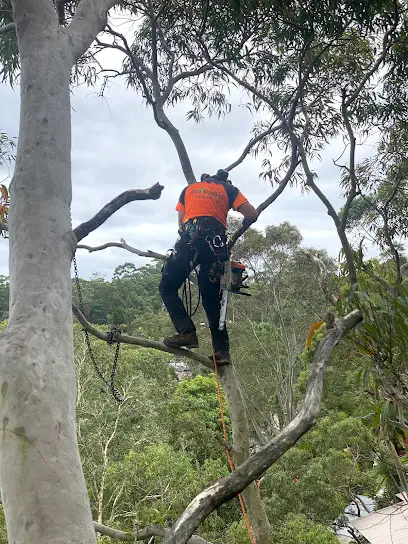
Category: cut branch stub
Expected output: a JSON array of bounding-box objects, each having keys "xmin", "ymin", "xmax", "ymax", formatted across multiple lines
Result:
[{"xmin": 74, "ymin": 183, "xmax": 164, "ymax": 242}]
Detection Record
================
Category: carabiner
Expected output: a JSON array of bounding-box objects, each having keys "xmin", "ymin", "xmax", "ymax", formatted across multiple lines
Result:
[{"xmin": 212, "ymin": 235, "xmax": 224, "ymax": 248}]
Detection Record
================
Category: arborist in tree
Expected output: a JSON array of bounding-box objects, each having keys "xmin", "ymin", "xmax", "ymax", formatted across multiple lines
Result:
[{"xmin": 159, "ymin": 169, "xmax": 258, "ymax": 365}]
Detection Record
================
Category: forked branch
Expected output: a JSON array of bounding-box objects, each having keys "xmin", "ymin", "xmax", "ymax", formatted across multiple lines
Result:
[
  {"xmin": 66, "ymin": 0, "xmax": 120, "ymax": 62},
  {"xmin": 74, "ymin": 183, "xmax": 164, "ymax": 242},
  {"xmin": 163, "ymin": 310, "xmax": 363, "ymax": 544}
]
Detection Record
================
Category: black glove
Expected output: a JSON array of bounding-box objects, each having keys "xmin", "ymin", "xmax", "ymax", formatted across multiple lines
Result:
[{"xmin": 242, "ymin": 218, "xmax": 253, "ymax": 228}]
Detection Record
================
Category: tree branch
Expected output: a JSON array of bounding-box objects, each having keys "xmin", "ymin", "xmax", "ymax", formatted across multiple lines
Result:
[
  {"xmin": 225, "ymin": 122, "xmax": 283, "ymax": 172},
  {"xmin": 73, "ymin": 183, "xmax": 164, "ymax": 242},
  {"xmin": 148, "ymin": 0, "xmax": 160, "ymax": 98},
  {"xmin": 302, "ymin": 250, "xmax": 338, "ymax": 304},
  {"xmin": 344, "ymin": 13, "xmax": 400, "ymax": 108},
  {"xmin": 104, "ymin": 21, "xmax": 196, "ymax": 184},
  {"xmin": 94, "ymin": 521, "xmax": 212, "ymax": 543},
  {"xmin": 228, "ymin": 141, "xmax": 299, "ymax": 250},
  {"xmin": 0, "ymin": 23, "xmax": 15, "ymax": 35},
  {"xmin": 381, "ymin": 211, "xmax": 402, "ymax": 283},
  {"xmin": 162, "ymin": 64, "xmax": 213, "ymax": 102},
  {"xmin": 66, "ymin": 0, "xmax": 120, "ymax": 63},
  {"xmin": 77, "ymin": 238, "xmax": 166, "ymax": 260},
  {"xmin": 163, "ymin": 309, "xmax": 363, "ymax": 544},
  {"xmin": 72, "ymin": 304, "xmax": 213, "ymax": 370},
  {"xmin": 298, "ymin": 139, "xmax": 358, "ymax": 285},
  {"xmin": 153, "ymin": 105, "xmax": 196, "ymax": 184},
  {"xmin": 339, "ymin": 90, "xmax": 358, "ymax": 233},
  {"xmin": 104, "ymin": 26, "xmax": 154, "ymax": 81}
]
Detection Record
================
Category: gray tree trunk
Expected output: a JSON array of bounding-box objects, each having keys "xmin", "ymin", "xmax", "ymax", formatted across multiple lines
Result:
[
  {"xmin": 0, "ymin": 1, "xmax": 100, "ymax": 542},
  {"xmin": 221, "ymin": 368, "xmax": 272, "ymax": 544}
]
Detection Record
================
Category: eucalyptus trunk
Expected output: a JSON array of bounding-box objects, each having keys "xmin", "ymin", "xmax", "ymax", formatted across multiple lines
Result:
[{"xmin": 0, "ymin": 1, "xmax": 105, "ymax": 542}]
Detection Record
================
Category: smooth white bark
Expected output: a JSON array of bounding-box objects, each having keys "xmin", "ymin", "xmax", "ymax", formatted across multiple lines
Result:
[{"xmin": 0, "ymin": 0, "xmax": 116, "ymax": 542}]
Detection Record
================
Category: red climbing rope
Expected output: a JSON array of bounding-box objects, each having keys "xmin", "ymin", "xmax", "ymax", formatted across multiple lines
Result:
[{"xmin": 212, "ymin": 343, "xmax": 256, "ymax": 544}]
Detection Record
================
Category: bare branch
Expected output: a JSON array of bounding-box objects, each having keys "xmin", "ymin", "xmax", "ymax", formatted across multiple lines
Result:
[
  {"xmin": 66, "ymin": 0, "xmax": 120, "ymax": 63},
  {"xmin": 163, "ymin": 310, "xmax": 363, "ymax": 544},
  {"xmin": 0, "ymin": 23, "xmax": 15, "ymax": 35},
  {"xmin": 77, "ymin": 238, "xmax": 166, "ymax": 260},
  {"xmin": 228, "ymin": 141, "xmax": 299, "ymax": 250},
  {"xmin": 72, "ymin": 304, "xmax": 213, "ymax": 370},
  {"xmin": 225, "ymin": 122, "xmax": 283, "ymax": 172},
  {"xmin": 94, "ymin": 521, "xmax": 212, "ymax": 543},
  {"xmin": 74, "ymin": 183, "xmax": 164, "ymax": 242}
]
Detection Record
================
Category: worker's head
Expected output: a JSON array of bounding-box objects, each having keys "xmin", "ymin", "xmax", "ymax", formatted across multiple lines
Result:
[
  {"xmin": 215, "ymin": 169, "xmax": 230, "ymax": 183},
  {"xmin": 200, "ymin": 173, "xmax": 211, "ymax": 181}
]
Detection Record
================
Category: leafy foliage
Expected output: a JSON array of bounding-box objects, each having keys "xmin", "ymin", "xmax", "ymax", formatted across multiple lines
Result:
[
  {"xmin": 72, "ymin": 261, "xmax": 163, "ymax": 325},
  {"xmin": 0, "ymin": 1, "xmax": 19, "ymax": 84}
]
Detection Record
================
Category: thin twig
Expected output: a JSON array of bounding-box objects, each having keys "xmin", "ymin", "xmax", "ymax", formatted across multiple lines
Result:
[{"xmin": 77, "ymin": 238, "xmax": 166, "ymax": 261}]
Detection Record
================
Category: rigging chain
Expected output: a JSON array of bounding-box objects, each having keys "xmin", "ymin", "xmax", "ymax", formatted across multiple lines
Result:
[{"xmin": 73, "ymin": 256, "xmax": 123, "ymax": 403}]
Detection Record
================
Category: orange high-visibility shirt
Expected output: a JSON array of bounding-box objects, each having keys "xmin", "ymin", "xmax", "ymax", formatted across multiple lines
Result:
[{"xmin": 176, "ymin": 180, "xmax": 248, "ymax": 227}]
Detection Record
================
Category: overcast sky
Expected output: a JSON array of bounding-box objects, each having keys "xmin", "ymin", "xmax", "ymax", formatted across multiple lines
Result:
[{"xmin": 0, "ymin": 76, "xmax": 377, "ymax": 280}]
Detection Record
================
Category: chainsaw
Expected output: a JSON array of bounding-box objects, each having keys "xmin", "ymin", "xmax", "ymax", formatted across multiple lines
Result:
[{"xmin": 219, "ymin": 260, "xmax": 250, "ymax": 331}]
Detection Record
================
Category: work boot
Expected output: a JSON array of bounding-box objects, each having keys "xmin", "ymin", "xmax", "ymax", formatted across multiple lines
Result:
[
  {"xmin": 163, "ymin": 332, "xmax": 199, "ymax": 349},
  {"xmin": 208, "ymin": 350, "xmax": 231, "ymax": 366}
]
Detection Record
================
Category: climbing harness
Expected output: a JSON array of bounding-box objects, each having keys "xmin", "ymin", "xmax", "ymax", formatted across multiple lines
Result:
[
  {"xmin": 73, "ymin": 256, "xmax": 123, "ymax": 403},
  {"xmin": 171, "ymin": 218, "xmax": 251, "ymax": 330},
  {"xmin": 219, "ymin": 260, "xmax": 250, "ymax": 330},
  {"xmin": 212, "ymin": 341, "xmax": 255, "ymax": 544}
]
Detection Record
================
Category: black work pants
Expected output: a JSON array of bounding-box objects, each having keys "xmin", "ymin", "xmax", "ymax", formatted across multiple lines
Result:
[{"xmin": 159, "ymin": 235, "xmax": 229, "ymax": 352}]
